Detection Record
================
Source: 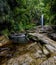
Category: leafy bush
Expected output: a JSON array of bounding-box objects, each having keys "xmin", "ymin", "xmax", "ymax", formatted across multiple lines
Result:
[{"xmin": 0, "ymin": 0, "xmax": 56, "ymax": 35}]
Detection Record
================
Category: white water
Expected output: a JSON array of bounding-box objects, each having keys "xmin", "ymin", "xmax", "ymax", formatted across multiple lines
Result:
[{"xmin": 41, "ymin": 14, "xmax": 44, "ymax": 29}]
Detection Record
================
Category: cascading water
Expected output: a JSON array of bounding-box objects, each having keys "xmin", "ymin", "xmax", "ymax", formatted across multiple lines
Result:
[{"xmin": 41, "ymin": 14, "xmax": 44, "ymax": 30}]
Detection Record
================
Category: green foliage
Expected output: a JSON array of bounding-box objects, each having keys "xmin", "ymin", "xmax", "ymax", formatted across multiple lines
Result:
[
  {"xmin": 0, "ymin": 0, "xmax": 38, "ymax": 33},
  {"xmin": 43, "ymin": 0, "xmax": 56, "ymax": 25},
  {"xmin": 0, "ymin": 0, "xmax": 56, "ymax": 35},
  {"xmin": 9, "ymin": 0, "xmax": 39, "ymax": 32}
]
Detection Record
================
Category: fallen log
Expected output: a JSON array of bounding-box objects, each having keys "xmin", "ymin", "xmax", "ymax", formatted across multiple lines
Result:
[{"xmin": 28, "ymin": 33, "xmax": 56, "ymax": 48}]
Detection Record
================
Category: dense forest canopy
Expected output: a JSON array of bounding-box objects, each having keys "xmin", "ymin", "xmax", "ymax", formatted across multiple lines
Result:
[{"xmin": 0, "ymin": 0, "xmax": 56, "ymax": 34}]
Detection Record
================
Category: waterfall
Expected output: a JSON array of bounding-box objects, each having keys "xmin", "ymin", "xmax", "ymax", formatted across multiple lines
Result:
[{"xmin": 41, "ymin": 14, "xmax": 44, "ymax": 29}]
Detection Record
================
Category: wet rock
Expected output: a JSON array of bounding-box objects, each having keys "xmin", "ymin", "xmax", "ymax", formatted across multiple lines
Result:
[
  {"xmin": 7, "ymin": 58, "xmax": 16, "ymax": 65},
  {"xmin": 18, "ymin": 54, "xmax": 33, "ymax": 63},
  {"xmin": 7, "ymin": 54, "xmax": 34, "ymax": 65},
  {"xmin": 48, "ymin": 33, "xmax": 56, "ymax": 41},
  {"xmin": 26, "ymin": 42, "xmax": 39, "ymax": 53},
  {"xmin": 30, "ymin": 51, "xmax": 41, "ymax": 59},
  {"xmin": 45, "ymin": 44, "xmax": 56, "ymax": 52},
  {"xmin": 0, "ymin": 36, "xmax": 5, "ymax": 41},
  {"xmin": 41, "ymin": 57, "xmax": 55, "ymax": 65},
  {"xmin": 37, "ymin": 50, "xmax": 42, "ymax": 54},
  {"xmin": 54, "ymin": 56, "xmax": 56, "ymax": 64},
  {"xmin": 44, "ymin": 25, "xmax": 53, "ymax": 32},
  {"xmin": 43, "ymin": 46, "xmax": 49, "ymax": 55},
  {"xmin": 0, "ymin": 50, "xmax": 8, "ymax": 56},
  {"xmin": 0, "ymin": 47, "xmax": 10, "ymax": 51},
  {"xmin": 0, "ymin": 37, "xmax": 12, "ymax": 47},
  {"xmin": 36, "ymin": 58, "xmax": 44, "ymax": 65},
  {"xmin": 0, "ymin": 40, "xmax": 56, "ymax": 65}
]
